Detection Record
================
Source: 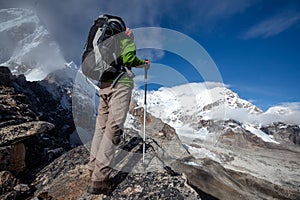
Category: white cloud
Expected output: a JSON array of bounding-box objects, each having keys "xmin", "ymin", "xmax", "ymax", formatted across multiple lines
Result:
[
  {"xmin": 1, "ymin": 0, "xmax": 258, "ymax": 64},
  {"xmin": 209, "ymin": 102, "xmax": 300, "ymax": 125},
  {"xmin": 261, "ymin": 102, "xmax": 300, "ymax": 124},
  {"xmin": 241, "ymin": 12, "xmax": 300, "ymax": 39},
  {"xmin": 281, "ymin": 102, "xmax": 300, "ymax": 111}
]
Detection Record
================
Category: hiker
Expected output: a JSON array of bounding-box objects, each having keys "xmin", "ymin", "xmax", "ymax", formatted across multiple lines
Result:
[{"xmin": 85, "ymin": 16, "xmax": 150, "ymax": 195}]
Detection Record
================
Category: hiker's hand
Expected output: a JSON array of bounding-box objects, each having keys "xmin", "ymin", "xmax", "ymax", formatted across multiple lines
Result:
[
  {"xmin": 144, "ymin": 59, "xmax": 150, "ymax": 70},
  {"xmin": 125, "ymin": 27, "xmax": 134, "ymax": 39}
]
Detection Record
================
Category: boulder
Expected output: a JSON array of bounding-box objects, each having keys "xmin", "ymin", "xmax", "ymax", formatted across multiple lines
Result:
[{"xmin": 0, "ymin": 121, "xmax": 54, "ymax": 147}]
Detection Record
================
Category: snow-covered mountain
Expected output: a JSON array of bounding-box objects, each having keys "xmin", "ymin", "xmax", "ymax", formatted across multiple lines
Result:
[
  {"xmin": 134, "ymin": 82, "xmax": 262, "ymax": 128},
  {"xmin": 134, "ymin": 83, "xmax": 300, "ymax": 127},
  {"xmin": 133, "ymin": 82, "xmax": 300, "ymax": 147},
  {"xmin": 0, "ymin": 8, "xmax": 65, "ymax": 81}
]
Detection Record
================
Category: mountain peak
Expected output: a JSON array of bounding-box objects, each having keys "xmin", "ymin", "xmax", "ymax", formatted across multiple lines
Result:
[
  {"xmin": 0, "ymin": 8, "xmax": 65, "ymax": 81},
  {"xmin": 133, "ymin": 82, "xmax": 262, "ymax": 128}
]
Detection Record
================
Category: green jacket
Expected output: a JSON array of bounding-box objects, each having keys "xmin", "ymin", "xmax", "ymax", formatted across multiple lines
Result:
[
  {"xmin": 118, "ymin": 38, "xmax": 145, "ymax": 87},
  {"xmin": 120, "ymin": 38, "xmax": 145, "ymax": 67}
]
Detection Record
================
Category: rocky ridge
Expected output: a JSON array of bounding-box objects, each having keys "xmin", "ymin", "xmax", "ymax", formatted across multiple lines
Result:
[{"xmin": 0, "ymin": 66, "xmax": 74, "ymax": 199}]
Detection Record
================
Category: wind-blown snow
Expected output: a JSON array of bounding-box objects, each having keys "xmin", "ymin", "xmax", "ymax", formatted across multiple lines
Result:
[{"xmin": 0, "ymin": 8, "xmax": 66, "ymax": 81}]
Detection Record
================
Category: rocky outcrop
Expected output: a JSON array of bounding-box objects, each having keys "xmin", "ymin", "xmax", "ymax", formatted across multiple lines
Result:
[
  {"xmin": 0, "ymin": 121, "xmax": 54, "ymax": 147},
  {"xmin": 261, "ymin": 122, "xmax": 300, "ymax": 146},
  {"xmin": 0, "ymin": 171, "xmax": 18, "ymax": 195},
  {"xmin": 31, "ymin": 101, "xmax": 200, "ymax": 199},
  {"xmin": 0, "ymin": 67, "xmax": 202, "ymax": 199},
  {"xmin": 0, "ymin": 118, "xmax": 37, "ymax": 173},
  {"xmin": 0, "ymin": 67, "xmax": 75, "ymax": 199},
  {"xmin": 32, "ymin": 133, "xmax": 200, "ymax": 200}
]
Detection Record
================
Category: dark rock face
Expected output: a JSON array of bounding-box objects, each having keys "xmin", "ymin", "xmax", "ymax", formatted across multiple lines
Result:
[
  {"xmin": 33, "ymin": 145, "xmax": 90, "ymax": 192},
  {"xmin": 261, "ymin": 122, "xmax": 300, "ymax": 146},
  {"xmin": 0, "ymin": 67, "xmax": 75, "ymax": 199},
  {"xmin": 192, "ymin": 118, "xmax": 300, "ymax": 149}
]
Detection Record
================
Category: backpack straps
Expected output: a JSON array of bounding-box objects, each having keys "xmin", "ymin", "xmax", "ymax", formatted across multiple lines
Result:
[
  {"xmin": 93, "ymin": 27, "xmax": 104, "ymax": 68},
  {"xmin": 112, "ymin": 70, "xmax": 125, "ymax": 88}
]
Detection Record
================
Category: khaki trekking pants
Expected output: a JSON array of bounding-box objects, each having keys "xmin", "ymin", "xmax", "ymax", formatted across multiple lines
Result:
[{"xmin": 88, "ymin": 82, "xmax": 132, "ymax": 181}]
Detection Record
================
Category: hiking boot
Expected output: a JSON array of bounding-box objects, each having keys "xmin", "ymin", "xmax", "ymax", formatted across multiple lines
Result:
[{"xmin": 87, "ymin": 180, "xmax": 113, "ymax": 195}]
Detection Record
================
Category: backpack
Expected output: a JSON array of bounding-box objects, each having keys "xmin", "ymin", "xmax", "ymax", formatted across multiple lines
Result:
[{"xmin": 82, "ymin": 14, "xmax": 126, "ymax": 81}]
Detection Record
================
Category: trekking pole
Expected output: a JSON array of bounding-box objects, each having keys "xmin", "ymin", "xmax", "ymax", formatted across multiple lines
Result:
[{"xmin": 142, "ymin": 61, "xmax": 148, "ymax": 164}]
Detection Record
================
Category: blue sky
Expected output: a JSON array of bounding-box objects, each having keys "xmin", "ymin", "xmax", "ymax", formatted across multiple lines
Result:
[{"xmin": 1, "ymin": 0, "xmax": 300, "ymax": 111}]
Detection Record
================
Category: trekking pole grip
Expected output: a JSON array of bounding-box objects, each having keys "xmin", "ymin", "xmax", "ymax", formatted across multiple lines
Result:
[{"xmin": 144, "ymin": 59, "xmax": 149, "ymax": 79}]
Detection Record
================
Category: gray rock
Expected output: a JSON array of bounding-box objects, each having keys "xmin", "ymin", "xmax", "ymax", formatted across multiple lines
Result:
[
  {"xmin": 13, "ymin": 183, "xmax": 30, "ymax": 192},
  {"xmin": 0, "ymin": 121, "xmax": 54, "ymax": 147}
]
